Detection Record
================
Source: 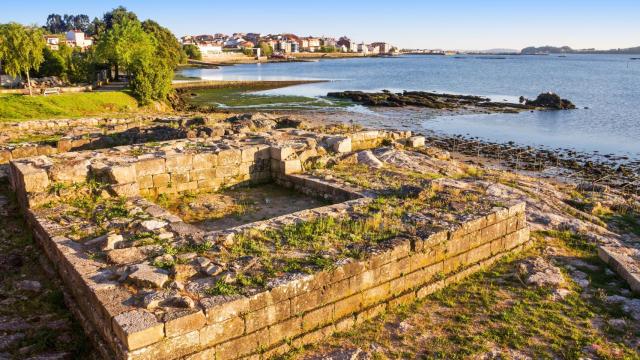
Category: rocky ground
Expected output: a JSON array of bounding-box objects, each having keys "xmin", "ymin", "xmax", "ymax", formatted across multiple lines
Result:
[
  {"xmin": 280, "ymin": 146, "xmax": 640, "ymax": 359},
  {"xmin": 0, "ymin": 110, "xmax": 639, "ymax": 359},
  {"xmin": 0, "ymin": 176, "xmax": 94, "ymax": 359}
]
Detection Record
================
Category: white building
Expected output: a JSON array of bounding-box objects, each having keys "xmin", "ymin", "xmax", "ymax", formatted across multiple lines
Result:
[
  {"xmin": 197, "ymin": 43, "xmax": 223, "ymax": 56},
  {"xmin": 65, "ymin": 30, "xmax": 92, "ymax": 49}
]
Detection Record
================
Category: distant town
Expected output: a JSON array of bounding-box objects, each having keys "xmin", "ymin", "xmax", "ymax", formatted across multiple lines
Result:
[{"xmin": 179, "ymin": 32, "xmax": 399, "ymax": 58}]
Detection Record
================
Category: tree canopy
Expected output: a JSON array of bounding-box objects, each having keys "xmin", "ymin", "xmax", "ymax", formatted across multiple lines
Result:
[
  {"xmin": 141, "ymin": 20, "xmax": 187, "ymax": 68},
  {"xmin": 183, "ymin": 44, "xmax": 202, "ymax": 60},
  {"xmin": 0, "ymin": 23, "xmax": 46, "ymax": 95},
  {"xmin": 45, "ymin": 13, "xmax": 90, "ymax": 33}
]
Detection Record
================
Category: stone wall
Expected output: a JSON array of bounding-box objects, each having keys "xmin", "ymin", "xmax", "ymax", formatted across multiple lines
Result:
[
  {"xmin": 23, "ymin": 189, "xmax": 528, "ymax": 360},
  {"xmin": 131, "ymin": 204, "xmax": 529, "ymax": 359}
]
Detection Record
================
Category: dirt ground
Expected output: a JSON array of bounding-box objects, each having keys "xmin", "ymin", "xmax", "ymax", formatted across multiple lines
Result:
[{"xmin": 152, "ymin": 183, "xmax": 332, "ymax": 232}]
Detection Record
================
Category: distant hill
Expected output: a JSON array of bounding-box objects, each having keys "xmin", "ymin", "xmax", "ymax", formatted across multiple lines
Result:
[{"xmin": 521, "ymin": 45, "xmax": 640, "ymax": 55}]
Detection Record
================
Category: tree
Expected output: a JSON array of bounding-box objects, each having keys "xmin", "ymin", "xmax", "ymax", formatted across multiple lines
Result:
[
  {"xmin": 0, "ymin": 23, "xmax": 45, "ymax": 95},
  {"xmin": 259, "ymin": 42, "xmax": 273, "ymax": 57},
  {"xmin": 103, "ymin": 6, "xmax": 138, "ymax": 31},
  {"xmin": 86, "ymin": 17, "xmax": 105, "ymax": 37},
  {"xmin": 45, "ymin": 14, "xmax": 64, "ymax": 33},
  {"xmin": 38, "ymin": 46, "xmax": 67, "ymax": 78},
  {"xmin": 95, "ymin": 17, "xmax": 153, "ymax": 80},
  {"xmin": 141, "ymin": 20, "xmax": 186, "ymax": 68},
  {"xmin": 183, "ymin": 44, "xmax": 202, "ymax": 60},
  {"xmin": 129, "ymin": 55, "xmax": 173, "ymax": 104}
]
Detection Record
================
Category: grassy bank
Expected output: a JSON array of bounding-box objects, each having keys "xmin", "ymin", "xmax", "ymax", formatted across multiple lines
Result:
[
  {"xmin": 0, "ymin": 92, "xmax": 139, "ymax": 122},
  {"xmin": 178, "ymin": 80, "xmax": 351, "ymax": 110}
]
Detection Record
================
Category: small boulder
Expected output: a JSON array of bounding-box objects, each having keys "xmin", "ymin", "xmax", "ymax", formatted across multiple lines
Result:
[
  {"xmin": 141, "ymin": 219, "xmax": 167, "ymax": 231},
  {"xmin": 356, "ymin": 150, "xmax": 384, "ymax": 169},
  {"xmin": 15, "ymin": 280, "xmax": 42, "ymax": 293},
  {"xmin": 517, "ymin": 257, "xmax": 565, "ymax": 288},
  {"xmin": 128, "ymin": 263, "xmax": 170, "ymax": 288}
]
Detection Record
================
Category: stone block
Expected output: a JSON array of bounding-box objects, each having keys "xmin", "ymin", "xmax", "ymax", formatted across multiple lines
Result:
[
  {"xmin": 244, "ymin": 300, "xmax": 290, "ymax": 333},
  {"xmin": 136, "ymin": 158, "xmax": 166, "ymax": 177},
  {"xmin": 406, "ymin": 136, "xmax": 426, "ymax": 148},
  {"xmin": 112, "ymin": 309, "xmax": 164, "ymax": 351},
  {"xmin": 217, "ymin": 149, "xmax": 241, "ymax": 166},
  {"xmin": 0, "ymin": 150, "xmax": 11, "ymax": 163},
  {"xmin": 166, "ymin": 154, "xmax": 193, "ymax": 173},
  {"xmin": 107, "ymin": 164, "xmax": 137, "ymax": 184},
  {"xmin": 192, "ymin": 153, "xmax": 218, "ymax": 170},
  {"xmin": 127, "ymin": 330, "xmax": 200, "ymax": 360},
  {"xmin": 214, "ymin": 328, "xmax": 269, "ymax": 360},
  {"xmin": 302, "ymin": 304, "xmax": 333, "ymax": 331},
  {"xmin": 48, "ymin": 159, "xmax": 90, "ymax": 184},
  {"xmin": 333, "ymin": 293, "xmax": 362, "ymax": 320},
  {"xmin": 152, "ymin": 173, "xmax": 171, "ymax": 187},
  {"xmin": 199, "ymin": 316, "xmax": 244, "ymax": 346},
  {"xmin": 269, "ymin": 146, "xmax": 294, "ymax": 161},
  {"xmin": 201, "ymin": 296, "xmax": 250, "ymax": 324},
  {"xmin": 282, "ymin": 159, "xmax": 302, "ymax": 174},
  {"xmin": 138, "ymin": 175, "xmax": 154, "ymax": 189},
  {"xmin": 110, "ymin": 183, "xmax": 140, "ymax": 197},
  {"xmin": 268, "ymin": 316, "xmax": 302, "ymax": 345},
  {"xmin": 326, "ymin": 136, "xmax": 352, "ymax": 153},
  {"xmin": 176, "ymin": 181, "xmax": 198, "ymax": 193},
  {"xmin": 361, "ymin": 282, "xmax": 390, "ymax": 308},
  {"xmin": 163, "ymin": 310, "xmax": 206, "ymax": 338},
  {"xmin": 215, "ymin": 166, "xmax": 238, "ymax": 178}
]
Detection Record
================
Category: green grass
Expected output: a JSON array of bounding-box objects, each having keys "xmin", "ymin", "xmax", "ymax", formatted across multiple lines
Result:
[
  {"xmin": 184, "ymin": 86, "xmax": 351, "ymax": 110},
  {"xmin": 0, "ymin": 91, "xmax": 139, "ymax": 122}
]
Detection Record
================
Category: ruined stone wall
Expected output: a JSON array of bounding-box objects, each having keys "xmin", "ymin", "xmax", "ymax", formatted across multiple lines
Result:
[
  {"xmin": 127, "ymin": 145, "xmax": 273, "ymax": 198},
  {"xmin": 23, "ymin": 194, "xmax": 527, "ymax": 360},
  {"xmin": 143, "ymin": 206, "xmax": 528, "ymax": 359}
]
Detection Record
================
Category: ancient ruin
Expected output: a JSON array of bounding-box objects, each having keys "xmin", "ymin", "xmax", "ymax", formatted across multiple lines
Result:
[{"xmin": 6, "ymin": 116, "xmax": 534, "ymax": 359}]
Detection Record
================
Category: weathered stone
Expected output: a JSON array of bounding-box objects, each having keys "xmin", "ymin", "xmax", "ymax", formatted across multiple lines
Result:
[
  {"xmin": 141, "ymin": 219, "xmax": 168, "ymax": 231},
  {"xmin": 129, "ymin": 263, "xmax": 170, "ymax": 288},
  {"xmin": 406, "ymin": 136, "xmax": 425, "ymax": 148},
  {"xmin": 107, "ymin": 164, "xmax": 137, "ymax": 184},
  {"xmin": 113, "ymin": 309, "xmax": 164, "ymax": 350},
  {"xmin": 107, "ymin": 245, "xmax": 162, "ymax": 265}
]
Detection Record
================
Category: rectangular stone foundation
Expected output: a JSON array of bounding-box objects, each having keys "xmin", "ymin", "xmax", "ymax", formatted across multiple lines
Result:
[
  {"xmin": 24, "ymin": 200, "xmax": 528, "ymax": 360},
  {"xmin": 9, "ymin": 130, "xmax": 529, "ymax": 360}
]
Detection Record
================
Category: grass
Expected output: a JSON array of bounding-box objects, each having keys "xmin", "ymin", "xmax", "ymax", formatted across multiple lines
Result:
[
  {"xmin": 0, "ymin": 91, "xmax": 139, "ymax": 122},
  {"xmin": 182, "ymin": 83, "xmax": 352, "ymax": 110}
]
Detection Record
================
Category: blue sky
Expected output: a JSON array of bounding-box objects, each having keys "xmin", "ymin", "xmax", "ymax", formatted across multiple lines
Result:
[{"xmin": 1, "ymin": 0, "xmax": 639, "ymax": 50}]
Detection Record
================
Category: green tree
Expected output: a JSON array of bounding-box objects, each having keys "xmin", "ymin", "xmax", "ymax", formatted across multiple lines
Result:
[
  {"xmin": 103, "ymin": 6, "xmax": 138, "ymax": 30},
  {"xmin": 141, "ymin": 20, "xmax": 186, "ymax": 67},
  {"xmin": 128, "ymin": 55, "xmax": 173, "ymax": 104},
  {"xmin": 0, "ymin": 23, "xmax": 46, "ymax": 95},
  {"xmin": 38, "ymin": 46, "xmax": 67, "ymax": 78},
  {"xmin": 183, "ymin": 44, "xmax": 202, "ymax": 60},
  {"xmin": 95, "ymin": 17, "xmax": 153, "ymax": 80},
  {"xmin": 259, "ymin": 42, "xmax": 273, "ymax": 57}
]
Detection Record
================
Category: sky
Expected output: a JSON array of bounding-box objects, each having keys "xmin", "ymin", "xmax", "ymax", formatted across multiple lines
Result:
[{"xmin": 1, "ymin": 0, "xmax": 639, "ymax": 50}]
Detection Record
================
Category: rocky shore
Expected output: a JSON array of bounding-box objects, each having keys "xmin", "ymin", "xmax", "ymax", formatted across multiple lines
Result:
[{"xmin": 327, "ymin": 90, "xmax": 576, "ymax": 112}]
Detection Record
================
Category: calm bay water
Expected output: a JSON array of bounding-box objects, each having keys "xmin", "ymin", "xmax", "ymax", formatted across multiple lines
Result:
[{"xmin": 179, "ymin": 55, "xmax": 640, "ymax": 158}]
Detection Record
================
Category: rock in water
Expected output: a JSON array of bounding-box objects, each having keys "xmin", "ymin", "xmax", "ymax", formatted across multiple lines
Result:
[{"xmin": 524, "ymin": 92, "xmax": 576, "ymax": 110}]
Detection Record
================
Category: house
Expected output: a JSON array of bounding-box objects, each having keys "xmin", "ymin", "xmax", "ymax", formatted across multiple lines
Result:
[
  {"xmin": 357, "ymin": 43, "xmax": 369, "ymax": 54},
  {"xmin": 44, "ymin": 35, "xmax": 60, "ymax": 51},
  {"xmin": 197, "ymin": 42, "xmax": 224, "ymax": 56},
  {"xmin": 320, "ymin": 37, "xmax": 337, "ymax": 48},
  {"xmin": 65, "ymin": 30, "xmax": 92, "ymax": 49},
  {"xmin": 301, "ymin": 37, "xmax": 321, "ymax": 52},
  {"xmin": 239, "ymin": 41, "xmax": 255, "ymax": 49},
  {"xmin": 371, "ymin": 42, "xmax": 393, "ymax": 54},
  {"xmin": 337, "ymin": 37, "xmax": 358, "ymax": 52},
  {"xmin": 245, "ymin": 33, "xmax": 261, "ymax": 44}
]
